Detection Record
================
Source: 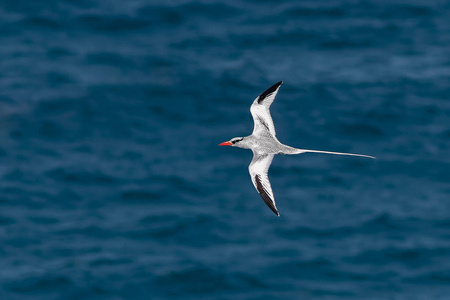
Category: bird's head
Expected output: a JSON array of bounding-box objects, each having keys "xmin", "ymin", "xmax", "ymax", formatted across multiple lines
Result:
[{"xmin": 219, "ymin": 137, "xmax": 244, "ymax": 147}]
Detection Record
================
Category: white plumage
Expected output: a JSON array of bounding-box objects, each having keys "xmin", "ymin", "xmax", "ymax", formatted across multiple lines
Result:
[{"xmin": 220, "ymin": 81, "xmax": 375, "ymax": 216}]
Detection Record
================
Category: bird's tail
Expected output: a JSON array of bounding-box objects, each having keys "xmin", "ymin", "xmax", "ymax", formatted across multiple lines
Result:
[{"xmin": 290, "ymin": 148, "xmax": 375, "ymax": 159}]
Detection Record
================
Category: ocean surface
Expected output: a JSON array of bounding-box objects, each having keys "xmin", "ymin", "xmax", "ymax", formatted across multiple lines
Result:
[{"xmin": 1, "ymin": 0, "xmax": 450, "ymax": 299}]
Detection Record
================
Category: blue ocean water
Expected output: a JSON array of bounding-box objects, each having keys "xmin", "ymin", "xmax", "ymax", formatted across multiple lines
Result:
[{"xmin": 1, "ymin": 0, "xmax": 450, "ymax": 299}]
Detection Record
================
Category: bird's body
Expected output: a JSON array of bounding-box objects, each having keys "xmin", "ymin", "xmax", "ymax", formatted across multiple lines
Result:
[
  {"xmin": 219, "ymin": 81, "xmax": 374, "ymax": 216},
  {"xmin": 233, "ymin": 133, "xmax": 298, "ymax": 155}
]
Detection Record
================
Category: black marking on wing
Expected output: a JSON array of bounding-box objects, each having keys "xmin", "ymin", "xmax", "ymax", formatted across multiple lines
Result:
[
  {"xmin": 255, "ymin": 174, "xmax": 279, "ymax": 216},
  {"xmin": 257, "ymin": 81, "xmax": 282, "ymax": 104},
  {"xmin": 256, "ymin": 116, "xmax": 270, "ymax": 132}
]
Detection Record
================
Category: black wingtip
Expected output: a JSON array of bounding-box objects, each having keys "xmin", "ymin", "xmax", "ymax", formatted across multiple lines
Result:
[
  {"xmin": 257, "ymin": 81, "xmax": 283, "ymax": 104},
  {"xmin": 255, "ymin": 175, "xmax": 280, "ymax": 216}
]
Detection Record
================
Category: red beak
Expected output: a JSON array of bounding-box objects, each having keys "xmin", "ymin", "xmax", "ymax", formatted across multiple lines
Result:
[{"xmin": 219, "ymin": 141, "xmax": 232, "ymax": 146}]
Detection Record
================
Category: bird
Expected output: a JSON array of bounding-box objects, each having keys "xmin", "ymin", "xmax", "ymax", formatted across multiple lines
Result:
[{"xmin": 219, "ymin": 81, "xmax": 375, "ymax": 216}]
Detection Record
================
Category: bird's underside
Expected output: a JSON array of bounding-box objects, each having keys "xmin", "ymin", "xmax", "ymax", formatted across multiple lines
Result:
[{"xmin": 219, "ymin": 81, "xmax": 375, "ymax": 216}]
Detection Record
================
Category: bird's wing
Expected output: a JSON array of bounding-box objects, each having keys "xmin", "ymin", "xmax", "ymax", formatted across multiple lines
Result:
[
  {"xmin": 249, "ymin": 153, "xmax": 279, "ymax": 216},
  {"xmin": 250, "ymin": 81, "xmax": 282, "ymax": 137}
]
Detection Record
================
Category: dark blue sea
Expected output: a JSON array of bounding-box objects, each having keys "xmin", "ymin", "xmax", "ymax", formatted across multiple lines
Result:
[{"xmin": 1, "ymin": 0, "xmax": 450, "ymax": 299}]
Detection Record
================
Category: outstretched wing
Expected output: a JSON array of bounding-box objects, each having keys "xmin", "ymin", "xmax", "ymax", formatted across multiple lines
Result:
[
  {"xmin": 250, "ymin": 81, "xmax": 282, "ymax": 137},
  {"xmin": 248, "ymin": 153, "xmax": 279, "ymax": 216}
]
